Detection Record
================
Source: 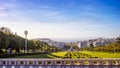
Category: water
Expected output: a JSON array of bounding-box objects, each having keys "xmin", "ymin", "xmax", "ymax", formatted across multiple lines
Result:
[{"xmin": 0, "ymin": 66, "xmax": 119, "ymax": 68}]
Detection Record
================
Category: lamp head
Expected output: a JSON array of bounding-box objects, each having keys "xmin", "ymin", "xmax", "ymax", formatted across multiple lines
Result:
[{"xmin": 24, "ymin": 30, "xmax": 28, "ymax": 35}]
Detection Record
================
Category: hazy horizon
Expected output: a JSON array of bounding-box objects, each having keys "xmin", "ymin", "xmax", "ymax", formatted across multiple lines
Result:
[
  {"xmin": 31, "ymin": 37, "xmax": 117, "ymax": 42},
  {"xmin": 0, "ymin": 0, "xmax": 120, "ymax": 41}
]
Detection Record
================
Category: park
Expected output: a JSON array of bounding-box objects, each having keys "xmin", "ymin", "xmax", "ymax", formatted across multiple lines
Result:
[{"xmin": 0, "ymin": 27, "xmax": 120, "ymax": 58}]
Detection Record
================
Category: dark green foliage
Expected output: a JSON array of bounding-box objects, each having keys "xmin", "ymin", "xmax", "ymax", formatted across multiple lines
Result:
[
  {"xmin": 0, "ymin": 52, "xmax": 49, "ymax": 58},
  {"xmin": 0, "ymin": 31, "xmax": 9, "ymax": 53},
  {"xmin": 28, "ymin": 40, "xmax": 35, "ymax": 50},
  {"xmin": 116, "ymin": 37, "xmax": 120, "ymax": 43},
  {"xmin": 0, "ymin": 27, "xmax": 60, "ymax": 54}
]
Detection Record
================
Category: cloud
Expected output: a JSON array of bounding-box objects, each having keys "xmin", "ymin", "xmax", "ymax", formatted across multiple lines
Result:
[
  {"xmin": 0, "ymin": 0, "xmax": 67, "ymax": 23},
  {"xmin": 0, "ymin": 6, "xmax": 7, "ymax": 18},
  {"xmin": 0, "ymin": 0, "xmax": 17, "ymax": 18},
  {"xmin": 0, "ymin": 0, "xmax": 16, "ymax": 7},
  {"xmin": 0, "ymin": 6, "xmax": 5, "ymax": 10},
  {"xmin": 1, "ymin": 19, "xmax": 111, "ymax": 38},
  {"xmin": 0, "ymin": 0, "xmax": 119, "ymax": 41},
  {"xmin": 38, "ymin": 5, "xmax": 53, "ymax": 9}
]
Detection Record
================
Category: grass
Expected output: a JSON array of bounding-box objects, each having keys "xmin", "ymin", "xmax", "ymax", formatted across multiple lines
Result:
[
  {"xmin": 50, "ymin": 51, "xmax": 120, "ymax": 58},
  {"xmin": 51, "ymin": 51, "xmax": 67, "ymax": 58},
  {"xmin": 11, "ymin": 54, "xmax": 51, "ymax": 58},
  {"xmin": 80, "ymin": 51, "xmax": 120, "ymax": 58},
  {"xmin": 1, "ymin": 51, "xmax": 120, "ymax": 58},
  {"xmin": 6, "ymin": 51, "xmax": 67, "ymax": 58}
]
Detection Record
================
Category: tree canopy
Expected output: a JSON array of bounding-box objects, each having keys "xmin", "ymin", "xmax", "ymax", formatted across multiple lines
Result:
[{"xmin": 0, "ymin": 27, "xmax": 59, "ymax": 54}]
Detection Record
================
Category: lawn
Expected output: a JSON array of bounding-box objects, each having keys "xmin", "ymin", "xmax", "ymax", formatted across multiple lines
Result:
[
  {"xmin": 1, "ymin": 51, "xmax": 120, "ymax": 58},
  {"xmin": 4, "ymin": 52, "xmax": 67, "ymax": 58},
  {"xmin": 51, "ymin": 51, "xmax": 67, "ymax": 58},
  {"xmin": 9, "ymin": 54, "xmax": 51, "ymax": 58},
  {"xmin": 51, "ymin": 51, "xmax": 120, "ymax": 58},
  {"xmin": 80, "ymin": 51, "xmax": 120, "ymax": 58}
]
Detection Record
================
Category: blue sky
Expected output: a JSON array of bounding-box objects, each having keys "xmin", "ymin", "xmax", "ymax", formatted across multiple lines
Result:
[{"xmin": 0, "ymin": 0, "xmax": 120, "ymax": 41}]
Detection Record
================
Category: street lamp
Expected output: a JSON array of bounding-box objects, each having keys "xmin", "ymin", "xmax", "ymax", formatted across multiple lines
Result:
[{"xmin": 24, "ymin": 30, "xmax": 28, "ymax": 53}]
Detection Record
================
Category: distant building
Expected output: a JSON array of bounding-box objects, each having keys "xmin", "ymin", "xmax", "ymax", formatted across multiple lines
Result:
[
  {"xmin": 77, "ymin": 38, "xmax": 116, "ymax": 48},
  {"xmin": 92, "ymin": 38, "xmax": 116, "ymax": 47},
  {"xmin": 77, "ymin": 41, "xmax": 90, "ymax": 48}
]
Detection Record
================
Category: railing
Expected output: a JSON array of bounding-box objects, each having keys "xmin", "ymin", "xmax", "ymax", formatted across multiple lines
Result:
[{"xmin": 0, "ymin": 58, "xmax": 120, "ymax": 68}]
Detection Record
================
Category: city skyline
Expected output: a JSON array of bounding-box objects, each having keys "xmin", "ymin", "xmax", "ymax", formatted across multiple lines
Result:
[{"xmin": 0, "ymin": 0, "xmax": 120, "ymax": 41}]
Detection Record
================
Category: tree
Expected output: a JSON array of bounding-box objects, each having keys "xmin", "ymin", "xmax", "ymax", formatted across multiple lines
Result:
[
  {"xmin": 8, "ymin": 34, "xmax": 19, "ymax": 52},
  {"xmin": 0, "ymin": 31, "xmax": 9, "ymax": 53},
  {"xmin": 28, "ymin": 40, "xmax": 35, "ymax": 50},
  {"xmin": 0, "ymin": 27, "xmax": 11, "ymax": 35},
  {"xmin": 116, "ymin": 37, "xmax": 120, "ymax": 43},
  {"xmin": 72, "ymin": 44, "xmax": 79, "ymax": 51},
  {"xmin": 89, "ymin": 43, "xmax": 94, "ymax": 51},
  {"xmin": 33, "ymin": 40, "xmax": 43, "ymax": 50},
  {"xmin": 41, "ymin": 42, "xmax": 49, "ymax": 52},
  {"xmin": 64, "ymin": 44, "xmax": 71, "ymax": 50}
]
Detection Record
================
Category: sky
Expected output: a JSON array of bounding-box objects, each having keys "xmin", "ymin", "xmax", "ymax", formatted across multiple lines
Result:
[{"xmin": 0, "ymin": 0, "xmax": 120, "ymax": 42}]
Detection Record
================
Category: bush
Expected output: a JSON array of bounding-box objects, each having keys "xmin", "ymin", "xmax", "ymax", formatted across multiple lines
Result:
[{"xmin": 0, "ymin": 52, "xmax": 49, "ymax": 58}]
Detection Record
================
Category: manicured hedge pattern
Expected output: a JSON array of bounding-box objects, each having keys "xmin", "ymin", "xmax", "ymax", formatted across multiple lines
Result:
[{"xmin": 63, "ymin": 51, "xmax": 98, "ymax": 58}]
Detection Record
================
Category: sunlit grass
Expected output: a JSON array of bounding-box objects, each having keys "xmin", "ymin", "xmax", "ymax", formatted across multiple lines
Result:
[
  {"xmin": 4, "ymin": 51, "xmax": 120, "ymax": 58},
  {"xmin": 51, "ymin": 51, "xmax": 67, "ymax": 58},
  {"xmin": 80, "ymin": 51, "xmax": 120, "ymax": 58},
  {"xmin": 51, "ymin": 51, "xmax": 120, "ymax": 58}
]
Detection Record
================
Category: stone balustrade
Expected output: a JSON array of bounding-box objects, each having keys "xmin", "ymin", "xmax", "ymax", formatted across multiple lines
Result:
[{"xmin": 0, "ymin": 58, "xmax": 120, "ymax": 68}]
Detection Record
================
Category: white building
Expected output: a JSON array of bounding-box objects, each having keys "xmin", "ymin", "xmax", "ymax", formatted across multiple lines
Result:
[
  {"xmin": 77, "ymin": 41, "xmax": 90, "ymax": 48},
  {"xmin": 93, "ymin": 38, "xmax": 116, "ymax": 47},
  {"xmin": 77, "ymin": 38, "xmax": 116, "ymax": 48}
]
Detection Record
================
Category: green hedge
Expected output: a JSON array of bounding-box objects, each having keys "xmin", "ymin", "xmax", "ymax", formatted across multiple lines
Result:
[{"xmin": 0, "ymin": 52, "xmax": 49, "ymax": 58}]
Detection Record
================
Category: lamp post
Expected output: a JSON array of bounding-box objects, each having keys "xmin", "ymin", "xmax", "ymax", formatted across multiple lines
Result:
[{"xmin": 24, "ymin": 30, "xmax": 28, "ymax": 53}]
